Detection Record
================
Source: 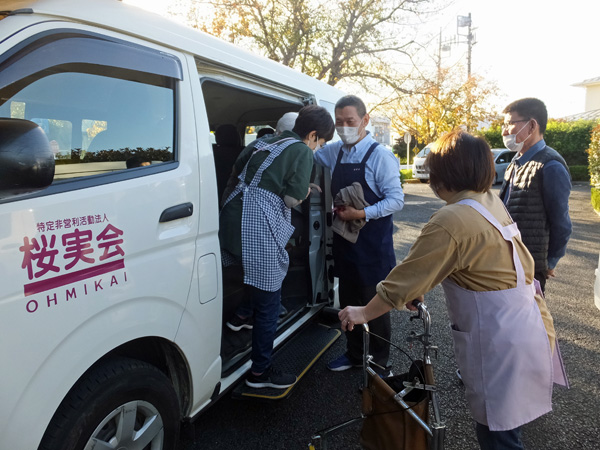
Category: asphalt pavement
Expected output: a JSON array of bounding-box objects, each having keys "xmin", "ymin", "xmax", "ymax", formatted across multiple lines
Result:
[{"xmin": 182, "ymin": 181, "xmax": 600, "ymax": 450}]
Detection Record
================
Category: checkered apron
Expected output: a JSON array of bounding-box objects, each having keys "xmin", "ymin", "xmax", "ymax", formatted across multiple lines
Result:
[{"xmin": 223, "ymin": 137, "xmax": 300, "ymax": 292}]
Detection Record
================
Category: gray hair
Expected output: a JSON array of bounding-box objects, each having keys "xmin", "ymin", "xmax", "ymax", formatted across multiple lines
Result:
[
  {"xmin": 276, "ymin": 112, "xmax": 298, "ymax": 135},
  {"xmin": 335, "ymin": 95, "xmax": 367, "ymax": 118}
]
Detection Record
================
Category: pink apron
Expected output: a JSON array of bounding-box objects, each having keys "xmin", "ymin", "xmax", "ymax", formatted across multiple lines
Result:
[{"xmin": 442, "ymin": 199, "xmax": 565, "ymax": 431}]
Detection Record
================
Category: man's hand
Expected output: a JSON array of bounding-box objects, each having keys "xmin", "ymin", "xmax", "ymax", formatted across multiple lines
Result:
[
  {"xmin": 335, "ymin": 205, "xmax": 366, "ymax": 221},
  {"xmin": 547, "ymin": 268, "xmax": 556, "ymax": 279}
]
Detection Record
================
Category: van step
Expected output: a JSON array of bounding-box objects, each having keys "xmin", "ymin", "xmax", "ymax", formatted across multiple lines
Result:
[{"xmin": 232, "ymin": 323, "xmax": 340, "ymax": 400}]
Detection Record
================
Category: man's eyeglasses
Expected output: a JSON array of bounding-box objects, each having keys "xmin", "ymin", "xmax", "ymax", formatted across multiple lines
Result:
[{"xmin": 502, "ymin": 119, "xmax": 529, "ymax": 130}]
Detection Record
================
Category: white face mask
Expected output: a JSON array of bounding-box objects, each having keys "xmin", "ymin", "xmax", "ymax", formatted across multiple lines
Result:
[
  {"xmin": 313, "ymin": 136, "xmax": 322, "ymax": 152},
  {"xmin": 336, "ymin": 126, "xmax": 361, "ymax": 145},
  {"xmin": 503, "ymin": 121, "xmax": 531, "ymax": 153}
]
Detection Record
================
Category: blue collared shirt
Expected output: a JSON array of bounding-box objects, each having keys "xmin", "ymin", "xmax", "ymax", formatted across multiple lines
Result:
[
  {"xmin": 314, "ymin": 132, "xmax": 404, "ymax": 221},
  {"xmin": 502, "ymin": 139, "xmax": 572, "ymax": 269}
]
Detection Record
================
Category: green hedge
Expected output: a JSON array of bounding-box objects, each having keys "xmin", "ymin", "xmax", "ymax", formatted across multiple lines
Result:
[
  {"xmin": 588, "ymin": 124, "xmax": 600, "ymax": 214},
  {"xmin": 545, "ymin": 120, "xmax": 596, "ymax": 165},
  {"xmin": 588, "ymin": 124, "xmax": 600, "ymax": 188},
  {"xmin": 570, "ymin": 165, "xmax": 590, "ymax": 182},
  {"xmin": 592, "ymin": 187, "xmax": 600, "ymax": 212},
  {"xmin": 479, "ymin": 119, "xmax": 595, "ymax": 166},
  {"xmin": 478, "ymin": 126, "xmax": 503, "ymax": 148}
]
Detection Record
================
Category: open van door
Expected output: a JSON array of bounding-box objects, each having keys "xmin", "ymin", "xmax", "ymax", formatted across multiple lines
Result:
[{"xmin": 194, "ymin": 64, "xmax": 341, "ymax": 393}]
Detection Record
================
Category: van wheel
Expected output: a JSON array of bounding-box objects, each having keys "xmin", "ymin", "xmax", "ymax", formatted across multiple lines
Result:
[
  {"xmin": 494, "ymin": 173, "xmax": 499, "ymax": 184},
  {"xmin": 38, "ymin": 357, "xmax": 180, "ymax": 450},
  {"xmin": 419, "ymin": 178, "xmax": 428, "ymax": 183}
]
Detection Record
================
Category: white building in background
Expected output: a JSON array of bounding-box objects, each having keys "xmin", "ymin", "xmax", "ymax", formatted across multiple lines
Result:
[
  {"xmin": 565, "ymin": 76, "xmax": 600, "ymax": 121},
  {"xmin": 370, "ymin": 116, "xmax": 392, "ymax": 147}
]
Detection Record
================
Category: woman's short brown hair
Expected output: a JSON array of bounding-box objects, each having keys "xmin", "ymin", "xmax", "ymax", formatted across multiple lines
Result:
[{"xmin": 425, "ymin": 130, "xmax": 494, "ymax": 193}]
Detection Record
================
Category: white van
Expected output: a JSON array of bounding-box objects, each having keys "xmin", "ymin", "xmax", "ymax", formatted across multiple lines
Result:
[
  {"xmin": 0, "ymin": 2, "xmax": 344, "ymax": 449},
  {"xmin": 412, "ymin": 144, "xmax": 432, "ymax": 183}
]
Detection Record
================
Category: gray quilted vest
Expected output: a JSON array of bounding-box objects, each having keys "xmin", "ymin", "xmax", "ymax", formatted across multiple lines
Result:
[{"xmin": 499, "ymin": 146, "xmax": 569, "ymax": 273}]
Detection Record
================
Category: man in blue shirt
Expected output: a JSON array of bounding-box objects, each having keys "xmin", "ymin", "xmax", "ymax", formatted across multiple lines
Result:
[
  {"xmin": 315, "ymin": 95, "xmax": 404, "ymax": 374},
  {"xmin": 499, "ymin": 98, "xmax": 572, "ymax": 293}
]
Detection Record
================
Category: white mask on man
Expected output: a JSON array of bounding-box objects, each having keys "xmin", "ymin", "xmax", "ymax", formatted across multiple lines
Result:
[
  {"xmin": 503, "ymin": 121, "xmax": 531, "ymax": 153},
  {"xmin": 336, "ymin": 126, "xmax": 361, "ymax": 145}
]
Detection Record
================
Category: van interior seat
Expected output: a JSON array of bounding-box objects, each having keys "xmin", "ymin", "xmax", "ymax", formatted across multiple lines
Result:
[{"xmin": 213, "ymin": 124, "xmax": 242, "ymax": 202}]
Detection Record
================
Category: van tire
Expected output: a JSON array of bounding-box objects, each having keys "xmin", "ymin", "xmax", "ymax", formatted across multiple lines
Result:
[
  {"xmin": 38, "ymin": 357, "xmax": 180, "ymax": 450},
  {"xmin": 419, "ymin": 179, "xmax": 428, "ymax": 183}
]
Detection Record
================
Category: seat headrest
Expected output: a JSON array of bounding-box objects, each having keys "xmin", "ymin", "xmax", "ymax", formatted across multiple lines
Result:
[{"xmin": 215, "ymin": 124, "xmax": 240, "ymax": 147}]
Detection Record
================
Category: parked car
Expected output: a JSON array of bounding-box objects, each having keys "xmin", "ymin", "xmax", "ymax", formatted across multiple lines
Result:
[
  {"xmin": 412, "ymin": 144, "xmax": 432, "ymax": 183},
  {"xmin": 491, "ymin": 148, "xmax": 517, "ymax": 184}
]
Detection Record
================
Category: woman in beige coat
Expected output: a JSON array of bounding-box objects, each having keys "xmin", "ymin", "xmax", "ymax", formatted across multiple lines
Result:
[{"xmin": 339, "ymin": 130, "xmax": 567, "ymax": 450}]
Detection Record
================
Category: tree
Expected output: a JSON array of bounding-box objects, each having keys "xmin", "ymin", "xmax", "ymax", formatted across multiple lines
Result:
[
  {"xmin": 380, "ymin": 66, "xmax": 500, "ymax": 146},
  {"xmin": 169, "ymin": 0, "xmax": 435, "ymax": 89}
]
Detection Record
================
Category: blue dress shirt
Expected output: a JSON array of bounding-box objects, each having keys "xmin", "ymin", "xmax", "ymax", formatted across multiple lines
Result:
[
  {"xmin": 314, "ymin": 132, "xmax": 404, "ymax": 221},
  {"xmin": 502, "ymin": 139, "xmax": 572, "ymax": 269}
]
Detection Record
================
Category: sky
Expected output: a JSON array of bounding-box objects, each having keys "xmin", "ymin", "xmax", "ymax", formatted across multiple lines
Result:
[
  {"xmin": 427, "ymin": 0, "xmax": 600, "ymax": 119},
  {"xmin": 124, "ymin": 0, "xmax": 600, "ymax": 119}
]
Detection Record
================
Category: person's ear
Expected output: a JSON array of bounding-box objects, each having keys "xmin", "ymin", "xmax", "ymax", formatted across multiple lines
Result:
[
  {"xmin": 362, "ymin": 113, "xmax": 370, "ymax": 128},
  {"xmin": 530, "ymin": 119, "xmax": 539, "ymax": 133}
]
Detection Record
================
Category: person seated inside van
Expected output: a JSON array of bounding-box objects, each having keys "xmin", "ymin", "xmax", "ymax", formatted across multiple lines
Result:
[
  {"xmin": 126, "ymin": 154, "xmax": 151, "ymax": 168},
  {"xmin": 256, "ymin": 127, "xmax": 275, "ymax": 139},
  {"xmin": 219, "ymin": 105, "xmax": 334, "ymax": 389},
  {"xmin": 221, "ymin": 112, "xmax": 299, "ymax": 206}
]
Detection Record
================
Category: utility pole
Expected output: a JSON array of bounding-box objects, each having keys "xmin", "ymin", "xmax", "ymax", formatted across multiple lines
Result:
[
  {"xmin": 457, "ymin": 13, "xmax": 476, "ymax": 131},
  {"xmin": 436, "ymin": 29, "xmax": 453, "ymax": 84},
  {"xmin": 437, "ymin": 28, "xmax": 442, "ymax": 83},
  {"xmin": 467, "ymin": 13, "xmax": 473, "ymax": 77},
  {"xmin": 457, "ymin": 13, "xmax": 475, "ymax": 78}
]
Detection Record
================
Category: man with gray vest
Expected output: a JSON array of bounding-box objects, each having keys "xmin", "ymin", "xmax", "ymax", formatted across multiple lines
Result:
[{"xmin": 499, "ymin": 98, "xmax": 572, "ymax": 293}]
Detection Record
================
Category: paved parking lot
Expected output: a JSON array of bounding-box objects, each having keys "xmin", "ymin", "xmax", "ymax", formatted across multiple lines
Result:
[{"xmin": 184, "ymin": 182, "xmax": 600, "ymax": 450}]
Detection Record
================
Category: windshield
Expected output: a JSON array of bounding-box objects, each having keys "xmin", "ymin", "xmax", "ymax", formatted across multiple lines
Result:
[{"xmin": 416, "ymin": 146, "xmax": 431, "ymax": 158}]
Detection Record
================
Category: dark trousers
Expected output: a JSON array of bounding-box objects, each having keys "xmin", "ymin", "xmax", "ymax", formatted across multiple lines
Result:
[
  {"xmin": 535, "ymin": 270, "xmax": 547, "ymax": 293},
  {"xmin": 340, "ymin": 279, "xmax": 390, "ymax": 370},
  {"xmin": 476, "ymin": 423, "xmax": 524, "ymax": 450},
  {"xmin": 245, "ymin": 284, "xmax": 281, "ymax": 374}
]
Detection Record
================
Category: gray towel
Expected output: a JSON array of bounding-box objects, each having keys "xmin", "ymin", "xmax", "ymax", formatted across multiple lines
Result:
[{"xmin": 332, "ymin": 182, "xmax": 370, "ymax": 243}]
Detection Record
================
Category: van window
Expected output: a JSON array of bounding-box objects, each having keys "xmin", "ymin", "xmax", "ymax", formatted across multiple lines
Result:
[
  {"xmin": 244, "ymin": 125, "xmax": 275, "ymax": 146},
  {"xmin": 0, "ymin": 33, "xmax": 179, "ymax": 185},
  {"xmin": 319, "ymin": 100, "xmax": 336, "ymax": 118}
]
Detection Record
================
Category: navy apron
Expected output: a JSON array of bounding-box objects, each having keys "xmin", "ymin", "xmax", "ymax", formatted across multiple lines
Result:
[{"xmin": 331, "ymin": 143, "xmax": 396, "ymax": 286}]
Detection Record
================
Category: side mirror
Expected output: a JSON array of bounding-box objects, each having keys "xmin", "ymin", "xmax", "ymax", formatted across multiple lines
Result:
[{"xmin": 0, "ymin": 118, "xmax": 55, "ymax": 200}]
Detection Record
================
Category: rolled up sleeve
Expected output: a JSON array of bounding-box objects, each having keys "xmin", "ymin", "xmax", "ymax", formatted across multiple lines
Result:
[
  {"xmin": 313, "ymin": 142, "xmax": 338, "ymax": 172},
  {"xmin": 376, "ymin": 220, "xmax": 458, "ymax": 309}
]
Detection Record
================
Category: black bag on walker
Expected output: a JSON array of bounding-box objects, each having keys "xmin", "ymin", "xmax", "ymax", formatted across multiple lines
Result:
[{"xmin": 360, "ymin": 361, "xmax": 429, "ymax": 450}]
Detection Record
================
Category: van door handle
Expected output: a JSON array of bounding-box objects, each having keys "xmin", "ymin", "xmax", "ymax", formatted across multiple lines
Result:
[{"xmin": 159, "ymin": 202, "xmax": 194, "ymax": 222}]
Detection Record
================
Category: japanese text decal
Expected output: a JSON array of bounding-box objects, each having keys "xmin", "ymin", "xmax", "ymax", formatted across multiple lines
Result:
[{"xmin": 19, "ymin": 214, "xmax": 126, "ymax": 313}]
